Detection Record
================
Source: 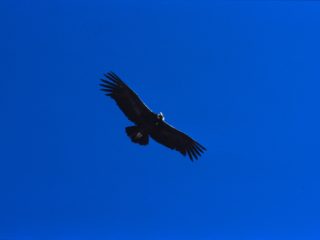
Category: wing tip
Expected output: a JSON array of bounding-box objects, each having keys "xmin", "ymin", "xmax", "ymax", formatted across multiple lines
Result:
[
  {"xmin": 186, "ymin": 142, "xmax": 206, "ymax": 161},
  {"xmin": 102, "ymin": 71, "xmax": 125, "ymax": 86}
]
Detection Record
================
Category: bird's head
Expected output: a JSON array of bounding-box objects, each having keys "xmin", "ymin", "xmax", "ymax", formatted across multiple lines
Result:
[{"xmin": 157, "ymin": 112, "xmax": 165, "ymax": 121}]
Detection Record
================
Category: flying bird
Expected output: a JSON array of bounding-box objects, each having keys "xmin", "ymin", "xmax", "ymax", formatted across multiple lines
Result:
[{"xmin": 100, "ymin": 72, "xmax": 206, "ymax": 161}]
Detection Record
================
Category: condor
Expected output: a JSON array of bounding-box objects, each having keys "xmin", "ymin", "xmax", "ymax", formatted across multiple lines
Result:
[{"xmin": 100, "ymin": 72, "xmax": 206, "ymax": 161}]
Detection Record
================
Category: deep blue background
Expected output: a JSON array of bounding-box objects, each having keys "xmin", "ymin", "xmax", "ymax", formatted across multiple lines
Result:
[{"xmin": 1, "ymin": 1, "xmax": 320, "ymax": 239}]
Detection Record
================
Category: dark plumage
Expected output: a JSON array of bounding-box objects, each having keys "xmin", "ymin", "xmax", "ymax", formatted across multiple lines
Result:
[{"xmin": 100, "ymin": 72, "xmax": 206, "ymax": 161}]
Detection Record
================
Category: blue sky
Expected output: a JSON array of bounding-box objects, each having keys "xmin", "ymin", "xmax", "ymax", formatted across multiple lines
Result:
[{"xmin": 1, "ymin": 0, "xmax": 320, "ymax": 239}]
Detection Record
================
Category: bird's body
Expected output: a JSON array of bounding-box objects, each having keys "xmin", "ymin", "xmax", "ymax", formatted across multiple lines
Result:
[
  {"xmin": 100, "ymin": 72, "xmax": 206, "ymax": 161},
  {"xmin": 125, "ymin": 112, "xmax": 166, "ymax": 145}
]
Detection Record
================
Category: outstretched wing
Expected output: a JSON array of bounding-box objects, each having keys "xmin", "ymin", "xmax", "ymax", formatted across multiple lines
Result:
[
  {"xmin": 100, "ymin": 72, "xmax": 152, "ymax": 124},
  {"xmin": 150, "ymin": 121, "xmax": 206, "ymax": 161}
]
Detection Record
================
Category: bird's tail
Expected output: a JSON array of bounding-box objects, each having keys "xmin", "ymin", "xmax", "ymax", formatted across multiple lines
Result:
[{"xmin": 125, "ymin": 126, "xmax": 149, "ymax": 145}]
